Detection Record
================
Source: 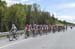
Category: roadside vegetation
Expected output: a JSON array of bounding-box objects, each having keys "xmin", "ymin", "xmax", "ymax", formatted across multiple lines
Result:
[{"xmin": 0, "ymin": 0, "xmax": 74, "ymax": 32}]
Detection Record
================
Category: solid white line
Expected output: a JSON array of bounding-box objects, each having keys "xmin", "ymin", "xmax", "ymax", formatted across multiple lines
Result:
[{"xmin": 0, "ymin": 38, "xmax": 32, "ymax": 49}]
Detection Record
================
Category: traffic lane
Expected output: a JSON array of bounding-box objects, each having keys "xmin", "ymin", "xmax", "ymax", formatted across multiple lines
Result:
[
  {"xmin": 1, "ymin": 32, "xmax": 64, "ymax": 49},
  {"xmin": 51, "ymin": 28, "xmax": 75, "ymax": 49},
  {"xmin": 1, "ymin": 28, "xmax": 74, "ymax": 49}
]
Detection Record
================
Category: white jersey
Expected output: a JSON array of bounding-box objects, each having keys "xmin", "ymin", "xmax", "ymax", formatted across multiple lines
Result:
[
  {"xmin": 46, "ymin": 25, "xmax": 48, "ymax": 30},
  {"xmin": 11, "ymin": 24, "xmax": 17, "ymax": 33}
]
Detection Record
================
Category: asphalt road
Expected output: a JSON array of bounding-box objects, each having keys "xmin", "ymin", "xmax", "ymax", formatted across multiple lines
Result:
[{"xmin": 0, "ymin": 27, "xmax": 75, "ymax": 49}]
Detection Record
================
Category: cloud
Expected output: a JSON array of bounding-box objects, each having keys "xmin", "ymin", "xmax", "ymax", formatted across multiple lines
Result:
[
  {"xmin": 3, "ymin": 0, "xmax": 41, "ymax": 6},
  {"xmin": 3, "ymin": 0, "xmax": 20, "ymax": 6},
  {"xmin": 54, "ymin": 15, "xmax": 75, "ymax": 23},
  {"xmin": 56, "ymin": 3, "xmax": 75, "ymax": 10},
  {"xmin": 50, "ymin": 3, "xmax": 75, "ymax": 23}
]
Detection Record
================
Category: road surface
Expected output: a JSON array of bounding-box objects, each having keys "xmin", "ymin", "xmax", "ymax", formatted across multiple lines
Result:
[{"xmin": 0, "ymin": 27, "xmax": 75, "ymax": 49}]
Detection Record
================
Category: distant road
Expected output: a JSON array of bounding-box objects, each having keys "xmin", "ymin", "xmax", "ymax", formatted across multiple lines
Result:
[{"xmin": 0, "ymin": 27, "xmax": 75, "ymax": 49}]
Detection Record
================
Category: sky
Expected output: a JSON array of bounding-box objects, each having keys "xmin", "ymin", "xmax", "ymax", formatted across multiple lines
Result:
[{"xmin": 2, "ymin": 0, "xmax": 75, "ymax": 23}]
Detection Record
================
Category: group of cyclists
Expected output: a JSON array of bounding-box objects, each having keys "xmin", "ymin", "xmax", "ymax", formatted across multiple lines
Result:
[
  {"xmin": 8, "ymin": 23, "xmax": 67, "ymax": 41},
  {"xmin": 24, "ymin": 24, "xmax": 66, "ymax": 38}
]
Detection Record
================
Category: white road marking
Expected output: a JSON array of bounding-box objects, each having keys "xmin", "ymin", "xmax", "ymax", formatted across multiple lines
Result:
[{"xmin": 0, "ymin": 38, "xmax": 33, "ymax": 49}]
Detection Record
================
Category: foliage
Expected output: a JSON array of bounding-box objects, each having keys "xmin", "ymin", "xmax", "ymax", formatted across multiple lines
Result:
[{"xmin": 0, "ymin": 0, "xmax": 74, "ymax": 32}]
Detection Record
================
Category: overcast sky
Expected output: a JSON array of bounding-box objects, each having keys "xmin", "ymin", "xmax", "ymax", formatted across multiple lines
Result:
[{"xmin": 3, "ymin": 0, "xmax": 75, "ymax": 23}]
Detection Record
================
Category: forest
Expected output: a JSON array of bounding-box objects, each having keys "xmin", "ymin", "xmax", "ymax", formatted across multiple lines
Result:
[{"xmin": 0, "ymin": 0, "xmax": 74, "ymax": 32}]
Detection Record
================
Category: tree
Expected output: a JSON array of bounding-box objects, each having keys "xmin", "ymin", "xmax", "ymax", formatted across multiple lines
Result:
[
  {"xmin": 0, "ymin": 0, "xmax": 6, "ymax": 31},
  {"xmin": 25, "ymin": 5, "xmax": 32, "ymax": 25},
  {"xmin": 31, "ymin": 3, "xmax": 40, "ymax": 24},
  {"xmin": 0, "ymin": 1, "xmax": 73, "ymax": 32},
  {"xmin": 6, "ymin": 4, "xmax": 27, "ymax": 30}
]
